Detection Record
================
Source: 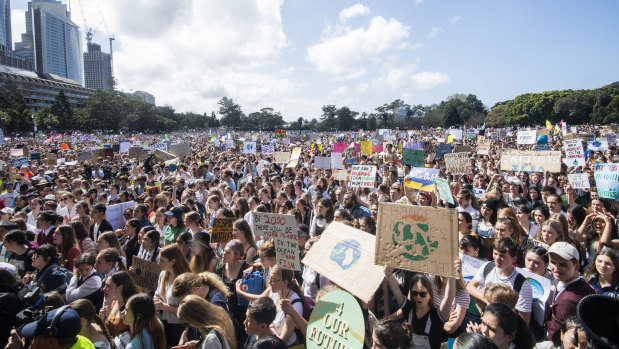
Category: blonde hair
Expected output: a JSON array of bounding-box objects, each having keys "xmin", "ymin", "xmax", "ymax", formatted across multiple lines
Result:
[
  {"xmin": 483, "ymin": 283, "xmax": 518, "ymax": 309},
  {"xmin": 172, "ymin": 272, "xmax": 231, "ymax": 300},
  {"xmin": 177, "ymin": 295, "xmax": 236, "ymax": 349}
]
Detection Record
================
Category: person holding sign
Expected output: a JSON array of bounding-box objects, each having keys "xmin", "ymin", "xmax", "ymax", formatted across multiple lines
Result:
[{"xmin": 384, "ymin": 259, "xmax": 461, "ymax": 349}]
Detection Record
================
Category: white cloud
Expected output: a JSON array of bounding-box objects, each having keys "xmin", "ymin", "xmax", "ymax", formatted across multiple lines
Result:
[
  {"xmin": 410, "ymin": 71, "xmax": 451, "ymax": 90},
  {"xmin": 332, "ymin": 86, "xmax": 349, "ymax": 95},
  {"xmin": 10, "ymin": 9, "xmax": 26, "ymax": 48},
  {"xmin": 414, "ymin": 0, "xmax": 423, "ymax": 7},
  {"xmin": 372, "ymin": 61, "xmax": 450, "ymax": 92},
  {"xmin": 339, "ymin": 3, "xmax": 371, "ymax": 22},
  {"xmin": 450, "ymin": 15, "xmax": 463, "ymax": 25},
  {"xmin": 426, "ymin": 26, "xmax": 443, "ymax": 39},
  {"xmin": 307, "ymin": 16, "xmax": 410, "ymax": 79}
]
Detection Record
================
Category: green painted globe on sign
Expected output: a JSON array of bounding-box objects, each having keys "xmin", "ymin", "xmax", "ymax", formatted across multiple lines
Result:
[{"xmin": 306, "ymin": 290, "xmax": 365, "ymax": 349}]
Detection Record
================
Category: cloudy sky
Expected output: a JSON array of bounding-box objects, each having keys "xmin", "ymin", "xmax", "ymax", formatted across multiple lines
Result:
[{"xmin": 10, "ymin": 0, "xmax": 619, "ymax": 121}]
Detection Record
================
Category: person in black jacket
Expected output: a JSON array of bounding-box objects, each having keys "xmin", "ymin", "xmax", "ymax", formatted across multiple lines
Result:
[
  {"xmin": 121, "ymin": 219, "xmax": 141, "ymax": 268},
  {"xmin": 0, "ymin": 269, "xmax": 25, "ymax": 349},
  {"xmin": 89, "ymin": 203, "xmax": 113, "ymax": 243}
]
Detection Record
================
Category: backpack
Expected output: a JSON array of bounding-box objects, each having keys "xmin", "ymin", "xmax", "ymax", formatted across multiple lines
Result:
[
  {"xmin": 482, "ymin": 261, "xmax": 525, "ymax": 293},
  {"xmin": 291, "ymin": 297, "xmax": 311, "ymax": 345},
  {"xmin": 238, "ymin": 267, "xmax": 268, "ymax": 307}
]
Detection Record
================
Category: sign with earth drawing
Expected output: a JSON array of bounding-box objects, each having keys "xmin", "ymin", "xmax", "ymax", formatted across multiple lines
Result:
[{"xmin": 375, "ymin": 203, "xmax": 459, "ymax": 278}]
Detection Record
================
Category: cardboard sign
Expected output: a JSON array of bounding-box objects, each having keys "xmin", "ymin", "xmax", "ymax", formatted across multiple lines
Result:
[
  {"xmin": 306, "ymin": 290, "xmax": 365, "ymax": 349},
  {"xmin": 119, "ymin": 141, "xmax": 131, "ymax": 154},
  {"xmin": 477, "ymin": 139, "xmax": 491, "ymax": 155},
  {"xmin": 404, "ymin": 141, "xmax": 424, "ymax": 150},
  {"xmin": 500, "ymin": 150, "xmax": 562, "ymax": 173},
  {"xmin": 444, "ymin": 152, "xmax": 469, "ymax": 174},
  {"xmin": 563, "ymin": 139, "xmax": 585, "ymax": 167},
  {"xmin": 517, "ymin": 130, "xmax": 537, "ymax": 144},
  {"xmin": 333, "ymin": 170, "xmax": 348, "ymax": 181},
  {"xmin": 128, "ymin": 146, "xmax": 145, "ymax": 160},
  {"xmin": 154, "ymin": 149, "xmax": 176, "ymax": 162},
  {"xmin": 302, "ymin": 222, "xmax": 384, "ymax": 303},
  {"xmin": 533, "ymin": 144, "xmax": 551, "ymax": 151},
  {"xmin": 314, "ymin": 156, "xmax": 331, "ymax": 170},
  {"xmin": 349, "ymin": 165, "xmax": 376, "ymax": 188},
  {"xmin": 375, "ymin": 203, "xmax": 458, "ymax": 278},
  {"xmin": 9, "ymin": 148, "xmax": 23, "ymax": 157},
  {"xmin": 567, "ymin": 173, "xmax": 590, "ymax": 189},
  {"xmin": 360, "ymin": 141, "xmax": 372, "ymax": 155},
  {"xmin": 169, "ymin": 143, "xmax": 191, "ymax": 157},
  {"xmin": 46, "ymin": 153, "xmax": 57, "ymax": 166},
  {"xmin": 273, "ymin": 151, "xmax": 291, "ymax": 164},
  {"xmin": 435, "ymin": 144, "xmax": 452, "ymax": 160},
  {"xmin": 436, "ymin": 178, "xmax": 455, "ymax": 205},
  {"xmin": 243, "ymin": 141, "xmax": 256, "ymax": 154},
  {"xmin": 401, "ymin": 149, "xmax": 425, "ymax": 167},
  {"xmin": 287, "ymin": 147, "xmax": 302, "ymax": 168},
  {"xmin": 133, "ymin": 257, "xmax": 162, "ymax": 291},
  {"xmin": 588, "ymin": 139, "xmax": 609, "ymax": 151},
  {"xmin": 11, "ymin": 157, "xmax": 28, "ymax": 167},
  {"xmin": 372, "ymin": 144, "xmax": 383, "ymax": 153},
  {"xmin": 332, "ymin": 143, "xmax": 347, "ymax": 153},
  {"xmin": 262, "ymin": 144, "xmax": 274, "ymax": 154},
  {"xmin": 450, "ymin": 129, "xmax": 463, "ymax": 140},
  {"xmin": 330, "ymin": 153, "xmax": 344, "ymax": 170},
  {"xmin": 453, "ymin": 145, "xmax": 473, "ymax": 153},
  {"xmin": 91, "ymin": 148, "xmax": 105, "ymax": 160},
  {"xmin": 593, "ymin": 163, "xmax": 619, "ymax": 199},
  {"xmin": 252, "ymin": 212, "xmax": 299, "ymax": 270},
  {"xmin": 152, "ymin": 143, "xmax": 168, "ymax": 152},
  {"xmin": 211, "ymin": 218, "xmax": 235, "ymax": 243},
  {"xmin": 76, "ymin": 151, "xmax": 92, "ymax": 162}
]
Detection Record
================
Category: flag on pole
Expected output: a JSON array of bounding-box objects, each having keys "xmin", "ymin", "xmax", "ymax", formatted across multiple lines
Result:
[
  {"xmin": 53, "ymin": 134, "xmax": 62, "ymax": 140},
  {"xmin": 546, "ymin": 120, "xmax": 553, "ymax": 130}
]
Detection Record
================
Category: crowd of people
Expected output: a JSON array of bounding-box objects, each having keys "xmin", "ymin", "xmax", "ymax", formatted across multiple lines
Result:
[{"xmin": 0, "ymin": 125, "xmax": 618, "ymax": 349}]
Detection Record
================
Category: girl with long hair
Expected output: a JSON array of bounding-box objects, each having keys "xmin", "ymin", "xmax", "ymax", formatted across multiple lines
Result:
[
  {"xmin": 52, "ymin": 224, "xmax": 81, "ymax": 269},
  {"xmin": 122, "ymin": 294, "xmax": 166, "ymax": 349},
  {"xmin": 70, "ymin": 299, "xmax": 112, "ymax": 349},
  {"xmin": 310, "ymin": 197, "xmax": 334, "ymax": 237},
  {"xmin": 234, "ymin": 197, "xmax": 250, "ymax": 220},
  {"xmin": 215, "ymin": 239, "xmax": 249, "ymax": 322},
  {"xmin": 97, "ymin": 232, "xmax": 127, "ymax": 257},
  {"xmin": 177, "ymin": 295, "xmax": 236, "ymax": 349},
  {"xmin": 184, "ymin": 211, "xmax": 206, "ymax": 235},
  {"xmin": 232, "ymin": 219, "xmax": 257, "ymax": 262},
  {"xmin": 66, "ymin": 252, "xmax": 104, "ymax": 308},
  {"xmin": 514, "ymin": 204, "xmax": 538, "ymax": 240},
  {"xmin": 584, "ymin": 249, "xmax": 619, "ymax": 297},
  {"xmin": 476, "ymin": 199, "xmax": 499, "ymax": 238},
  {"xmin": 189, "ymin": 231, "xmax": 218, "ymax": 273},
  {"xmin": 494, "ymin": 217, "xmax": 528, "ymax": 267},
  {"xmin": 265, "ymin": 265, "xmax": 305, "ymax": 346},
  {"xmin": 155, "ymin": 244, "xmax": 191, "ymax": 347},
  {"xmin": 100, "ymin": 271, "xmax": 138, "ymax": 349},
  {"xmin": 467, "ymin": 302, "xmax": 534, "ymax": 349},
  {"xmin": 70, "ymin": 220, "xmax": 96, "ymax": 254}
]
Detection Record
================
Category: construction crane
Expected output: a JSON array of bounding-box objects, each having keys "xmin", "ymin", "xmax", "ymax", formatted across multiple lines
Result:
[
  {"xmin": 98, "ymin": 1, "xmax": 115, "ymax": 78},
  {"xmin": 76, "ymin": 0, "xmax": 93, "ymax": 44}
]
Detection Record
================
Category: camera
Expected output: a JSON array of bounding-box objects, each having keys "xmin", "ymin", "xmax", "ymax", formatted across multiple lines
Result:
[{"xmin": 15, "ymin": 287, "xmax": 49, "ymax": 329}]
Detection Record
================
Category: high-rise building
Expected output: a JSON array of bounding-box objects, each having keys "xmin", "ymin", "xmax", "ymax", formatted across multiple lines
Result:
[
  {"xmin": 83, "ymin": 42, "xmax": 112, "ymax": 90},
  {"xmin": 26, "ymin": 0, "xmax": 83, "ymax": 85},
  {"xmin": 132, "ymin": 91, "xmax": 156, "ymax": 105},
  {"xmin": 0, "ymin": 0, "xmax": 11, "ymax": 52}
]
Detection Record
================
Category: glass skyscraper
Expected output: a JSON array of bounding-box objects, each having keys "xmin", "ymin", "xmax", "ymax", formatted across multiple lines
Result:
[{"xmin": 0, "ymin": 0, "xmax": 11, "ymax": 52}]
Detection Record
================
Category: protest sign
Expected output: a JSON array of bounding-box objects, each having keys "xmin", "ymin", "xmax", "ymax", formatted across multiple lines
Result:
[
  {"xmin": 306, "ymin": 290, "xmax": 365, "ymax": 349},
  {"xmin": 169, "ymin": 143, "xmax": 191, "ymax": 157},
  {"xmin": 9, "ymin": 148, "xmax": 23, "ymax": 157},
  {"xmin": 477, "ymin": 139, "xmax": 491, "ymax": 155},
  {"xmin": 11, "ymin": 157, "xmax": 28, "ymax": 167},
  {"xmin": 404, "ymin": 141, "xmax": 424, "ymax": 150},
  {"xmin": 449, "ymin": 129, "xmax": 463, "ymax": 140},
  {"xmin": 330, "ymin": 153, "xmax": 344, "ymax": 170},
  {"xmin": 500, "ymin": 150, "xmax": 562, "ymax": 173},
  {"xmin": 333, "ymin": 170, "xmax": 348, "ymax": 180},
  {"xmin": 406, "ymin": 168, "xmax": 440, "ymax": 192},
  {"xmin": 517, "ymin": 267, "xmax": 552, "ymax": 305},
  {"xmin": 401, "ymin": 149, "xmax": 425, "ymax": 167},
  {"xmin": 314, "ymin": 156, "xmax": 331, "ymax": 170},
  {"xmin": 349, "ymin": 165, "xmax": 376, "ymax": 188},
  {"xmin": 588, "ymin": 139, "xmax": 609, "ymax": 151},
  {"xmin": 436, "ymin": 178, "xmax": 454, "ymax": 205},
  {"xmin": 253, "ymin": 213, "xmax": 299, "ymax": 270},
  {"xmin": 154, "ymin": 149, "xmax": 176, "ymax": 162},
  {"xmin": 593, "ymin": 163, "xmax": 619, "ymax": 199},
  {"xmin": 444, "ymin": 152, "xmax": 469, "ymax": 174},
  {"xmin": 128, "ymin": 146, "xmax": 144, "ymax": 160},
  {"xmin": 262, "ymin": 144, "xmax": 274, "ymax": 154},
  {"xmin": 302, "ymin": 222, "xmax": 384, "ymax": 303},
  {"xmin": 29, "ymin": 153, "xmax": 41, "ymax": 161},
  {"xmin": 372, "ymin": 144, "xmax": 383, "ymax": 153},
  {"xmin": 152, "ymin": 143, "xmax": 168, "ymax": 152},
  {"xmin": 563, "ymin": 139, "xmax": 585, "ymax": 166},
  {"xmin": 225, "ymin": 139, "xmax": 234, "ymax": 149},
  {"xmin": 107, "ymin": 201, "xmax": 136, "ymax": 230},
  {"xmin": 473, "ymin": 188, "xmax": 486, "ymax": 199},
  {"xmin": 517, "ymin": 130, "xmax": 537, "ymax": 144},
  {"xmin": 91, "ymin": 148, "xmax": 105, "ymax": 160},
  {"xmin": 453, "ymin": 145, "xmax": 473, "ymax": 153},
  {"xmin": 273, "ymin": 151, "xmax": 290, "ymax": 164},
  {"xmin": 211, "ymin": 218, "xmax": 235, "ymax": 243},
  {"xmin": 287, "ymin": 147, "xmax": 301, "ymax": 168},
  {"xmin": 76, "ymin": 151, "xmax": 92, "ymax": 162},
  {"xmin": 242, "ymin": 141, "xmax": 256, "ymax": 154},
  {"xmin": 119, "ymin": 141, "xmax": 131, "ymax": 154},
  {"xmin": 46, "ymin": 153, "xmax": 57, "ymax": 166},
  {"xmin": 533, "ymin": 144, "xmax": 551, "ymax": 151},
  {"xmin": 567, "ymin": 173, "xmax": 590, "ymax": 189},
  {"xmin": 132, "ymin": 257, "xmax": 162, "ymax": 291},
  {"xmin": 460, "ymin": 253, "xmax": 485, "ymax": 282},
  {"xmin": 435, "ymin": 144, "xmax": 451, "ymax": 160},
  {"xmin": 360, "ymin": 141, "xmax": 372, "ymax": 155},
  {"xmin": 376, "ymin": 203, "xmax": 458, "ymax": 278},
  {"xmin": 332, "ymin": 143, "xmax": 347, "ymax": 153}
]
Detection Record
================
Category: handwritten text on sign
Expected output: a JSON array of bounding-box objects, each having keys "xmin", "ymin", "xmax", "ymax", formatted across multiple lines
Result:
[
  {"xmin": 349, "ymin": 165, "xmax": 376, "ymax": 188},
  {"xmin": 133, "ymin": 257, "xmax": 162, "ymax": 291},
  {"xmin": 211, "ymin": 218, "xmax": 235, "ymax": 243},
  {"xmin": 500, "ymin": 150, "xmax": 561, "ymax": 173},
  {"xmin": 253, "ymin": 212, "xmax": 300, "ymax": 270},
  {"xmin": 563, "ymin": 139, "xmax": 585, "ymax": 166},
  {"xmin": 594, "ymin": 163, "xmax": 619, "ymax": 200}
]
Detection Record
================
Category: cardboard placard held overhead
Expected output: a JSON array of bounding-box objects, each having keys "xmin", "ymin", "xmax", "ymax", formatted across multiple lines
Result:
[
  {"xmin": 76, "ymin": 151, "xmax": 92, "ymax": 162},
  {"xmin": 273, "ymin": 151, "xmax": 291, "ymax": 164},
  {"xmin": 314, "ymin": 156, "xmax": 331, "ymax": 170},
  {"xmin": 401, "ymin": 149, "xmax": 425, "ymax": 167},
  {"xmin": 168, "ymin": 143, "xmax": 191, "ymax": 157},
  {"xmin": 128, "ymin": 146, "xmax": 145, "ymax": 160},
  {"xmin": 46, "ymin": 153, "xmax": 57, "ymax": 166},
  {"xmin": 444, "ymin": 152, "xmax": 469, "ymax": 174},
  {"xmin": 567, "ymin": 173, "xmax": 590, "ymax": 189},
  {"xmin": 287, "ymin": 147, "xmax": 301, "ymax": 168},
  {"xmin": 133, "ymin": 257, "xmax": 162, "ymax": 291},
  {"xmin": 211, "ymin": 218, "xmax": 235, "ymax": 243},
  {"xmin": 301, "ymin": 222, "xmax": 385, "ymax": 303},
  {"xmin": 593, "ymin": 163, "xmax": 619, "ymax": 199},
  {"xmin": 330, "ymin": 153, "xmax": 344, "ymax": 170},
  {"xmin": 252, "ymin": 212, "xmax": 300, "ymax": 271},
  {"xmin": 333, "ymin": 169, "xmax": 348, "ymax": 180},
  {"xmin": 155, "ymin": 149, "xmax": 177, "ymax": 162},
  {"xmin": 349, "ymin": 165, "xmax": 376, "ymax": 188},
  {"xmin": 375, "ymin": 203, "xmax": 459, "ymax": 278},
  {"xmin": 500, "ymin": 150, "xmax": 562, "ymax": 173},
  {"xmin": 91, "ymin": 148, "xmax": 105, "ymax": 161},
  {"xmin": 477, "ymin": 139, "xmax": 491, "ymax": 155}
]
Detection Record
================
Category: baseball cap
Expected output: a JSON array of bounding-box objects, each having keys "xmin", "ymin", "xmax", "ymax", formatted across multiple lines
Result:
[
  {"xmin": 548, "ymin": 241, "xmax": 579, "ymax": 261},
  {"xmin": 20, "ymin": 306, "xmax": 82, "ymax": 340}
]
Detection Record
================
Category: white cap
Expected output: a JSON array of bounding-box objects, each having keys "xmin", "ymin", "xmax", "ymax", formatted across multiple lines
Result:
[{"xmin": 548, "ymin": 241, "xmax": 579, "ymax": 261}]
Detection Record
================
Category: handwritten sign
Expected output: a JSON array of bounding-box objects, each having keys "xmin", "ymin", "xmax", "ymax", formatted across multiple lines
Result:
[
  {"xmin": 406, "ymin": 167, "xmax": 440, "ymax": 192},
  {"xmin": 567, "ymin": 173, "xmax": 590, "ymax": 189},
  {"xmin": 29, "ymin": 153, "xmax": 41, "ymax": 161},
  {"xmin": 517, "ymin": 130, "xmax": 536, "ymax": 145},
  {"xmin": 262, "ymin": 144, "xmax": 274, "ymax": 154},
  {"xmin": 77, "ymin": 151, "xmax": 92, "ymax": 162},
  {"xmin": 436, "ymin": 178, "xmax": 455, "ymax": 205},
  {"xmin": 211, "ymin": 218, "xmax": 235, "ymax": 243},
  {"xmin": 376, "ymin": 203, "xmax": 458, "ymax": 278},
  {"xmin": 169, "ymin": 143, "xmax": 191, "ymax": 157},
  {"xmin": 460, "ymin": 253, "xmax": 485, "ymax": 281},
  {"xmin": 593, "ymin": 163, "xmax": 619, "ymax": 199},
  {"xmin": 500, "ymin": 150, "xmax": 561, "ymax": 173},
  {"xmin": 314, "ymin": 156, "xmax": 331, "ymax": 170},
  {"xmin": 253, "ymin": 213, "xmax": 299, "ymax": 271},
  {"xmin": 444, "ymin": 152, "xmax": 469, "ymax": 174},
  {"xmin": 563, "ymin": 139, "xmax": 585, "ymax": 167},
  {"xmin": 133, "ymin": 257, "xmax": 162, "ymax": 291},
  {"xmin": 91, "ymin": 148, "xmax": 105, "ymax": 160},
  {"xmin": 306, "ymin": 290, "xmax": 365, "ymax": 349},
  {"xmin": 477, "ymin": 139, "xmax": 491, "ymax": 155},
  {"xmin": 360, "ymin": 141, "xmax": 372, "ymax": 155},
  {"xmin": 128, "ymin": 146, "xmax": 145, "ymax": 160},
  {"xmin": 330, "ymin": 153, "xmax": 344, "ymax": 170},
  {"xmin": 287, "ymin": 147, "xmax": 301, "ymax": 168},
  {"xmin": 46, "ymin": 153, "xmax": 57, "ymax": 166},
  {"xmin": 333, "ymin": 170, "xmax": 348, "ymax": 181},
  {"xmin": 332, "ymin": 143, "xmax": 347, "ymax": 153},
  {"xmin": 588, "ymin": 139, "xmax": 609, "ymax": 151},
  {"xmin": 349, "ymin": 165, "xmax": 376, "ymax": 188},
  {"xmin": 273, "ymin": 151, "xmax": 291, "ymax": 164},
  {"xmin": 401, "ymin": 149, "xmax": 425, "ymax": 167},
  {"xmin": 302, "ymin": 222, "xmax": 384, "ymax": 303},
  {"xmin": 11, "ymin": 157, "xmax": 28, "ymax": 167},
  {"xmin": 243, "ymin": 141, "xmax": 256, "ymax": 154}
]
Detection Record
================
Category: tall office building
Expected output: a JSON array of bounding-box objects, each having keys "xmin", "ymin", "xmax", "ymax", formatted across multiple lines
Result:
[
  {"xmin": 83, "ymin": 42, "xmax": 112, "ymax": 90},
  {"xmin": 0, "ymin": 0, "xmax": 11, "ymax": 52},
  {"xmin": 27, "ymin": 0, "xmax": 83, "ymax": 85}
]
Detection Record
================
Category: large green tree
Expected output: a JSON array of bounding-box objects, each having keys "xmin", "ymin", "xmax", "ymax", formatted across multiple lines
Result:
[{"xmin": 218, "ymin": 97, "xmax": 244, "ymax": 128}]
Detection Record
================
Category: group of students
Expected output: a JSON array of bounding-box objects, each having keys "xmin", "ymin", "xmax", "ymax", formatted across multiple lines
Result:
[{"xmin": 0, "ymin": 127, "xmax": 618, "ymax": 349}]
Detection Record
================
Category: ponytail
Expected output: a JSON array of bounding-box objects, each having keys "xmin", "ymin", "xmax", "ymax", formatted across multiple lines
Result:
[{"xmin": 117, "ymin": 256, "xmax": 127, "ymax": 271}]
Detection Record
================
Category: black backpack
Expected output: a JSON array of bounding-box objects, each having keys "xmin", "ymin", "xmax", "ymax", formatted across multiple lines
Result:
[{"xmin": 482, "ymin": 261, "xmax": 525, "ymax": 293}]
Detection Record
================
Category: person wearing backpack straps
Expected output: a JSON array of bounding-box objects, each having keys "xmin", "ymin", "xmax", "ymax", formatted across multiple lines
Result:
[
  {"xmin": 66, "ymin": 253, "xmax": 104, "ymax": 309},
  {"xmin": 28, "ymin": 244, "xmax": 71, "ymax": 293},
  {"xmin": 466, "ymin": 237, "xmax": 533, "ymax": 325}
]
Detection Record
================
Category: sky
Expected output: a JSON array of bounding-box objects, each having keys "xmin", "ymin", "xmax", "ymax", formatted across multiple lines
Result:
[{"xmin": 9, "ymin": 0, "xmax": 619, "ymax": 122}]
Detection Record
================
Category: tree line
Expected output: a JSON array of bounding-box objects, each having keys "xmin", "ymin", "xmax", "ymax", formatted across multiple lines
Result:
[{"xmin": 0, "ymin": 79, "xmax": 617, "ymax": 134}]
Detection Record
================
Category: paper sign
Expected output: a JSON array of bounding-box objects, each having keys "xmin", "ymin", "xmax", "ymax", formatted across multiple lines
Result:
[
  {"xmin": 11, "ymin": 157, "xmax": 28, "ymax": 167},
  {"xmin": 588, "ymin": 139, "xmax": 609, "ymax": 151},
  {"xmin": 169, "ymin": 143, "xmax": 191, "ymax": 157},
  {"xmin": 243, "ymin": 141, "xmax": 256, "ymax": 154},
  {"xmin": 314, "ymin": 156, "xmax": 331, "ymax": 170},
  {"xmin": 333, "ymin": 143, "xmax": 347, "ymax": 153},
  {"xmin": 262, "ymin": 144, "xmax": 274, "ymax": 154},
  {"xmin": 460, "ymin": 253, "xmax": 485, "ymax": 281},
  {"xmin": 128, "ymin": 146, "xmax": 145, "ymax": 160},
  {"xmin": 478, "ymin": 139, "xmax": 491, "ymax": 156},
  {"xmin": 225, "ymin": 139, "xmax": 234, "ymax": 149},
  {"xmin": 302, "ymin": 222, "xmax": 384, "ymax": 303},
  {"xmin": 133, "ymin": 257, "xmax": 162, "ymax": 291},
  {"xmin": 593, "ymin": 163, "xmax": 619, "ymax": 199},
  {"xmin": 360, "ymin": 141, "xmax": 372, "ymax": 155},
  {"xmin": 253, "ymin": 212, "xmax": 299, "ymax": 270},
  {"xmin": 516, "ymin": 267, "xmax": 552, "ymax": 304},
  {"xmin": 330, "ymin": 153, "xmax": 344, "ymax": 170},
  {"xmin": 29, "ymin": 153, "xmax": 41, "ymax": 161},
  {"xmin": 453, "ymin": 145, "xmax": 472, "ymax": 153},
  {"xmin": 450, "ymin": 129, "xmax": 463, "ymax": 140},
  {"xmin": 435, "ymin": 144, "xmax": 452, "ymax": 160},
  {"xmin": 9, "ymin": 148, "xmax": 23, "ymax": 157},
  {"xmin": 155, "ymin": 149, "xmax": 176, "ymax": 162},
  {"xmin": 287, "ymin": 147, "xmax": 301, "ymax": 168},
  {"xmin": 563, "ymin": 139, "xmax": 585, "ymax": 166},
  {"xmin": 349, "ymin": 165, "xmax": 376, "ymax": 188},
  {"xmin": 152, "ymin": 143, "xmax": 168, "ymax": 152},
  {"xmin": 107, "ymin": 201, "xmax": 136, "ymax": 230},
  {"xmin": 500, "ymin": 150, "xmax": 562, "ymax": 173},
  {"xmin": 517, "ymin": 130, "xmax": 537, "ymax": 144},
  {"xmin": 473, "ymin": 188, "xmax": 486, "ymax": 199},
  {"xmin": 119, "ymin": 141, "xmax": 131, "ymax": 154},
  {"xmin": 375, "ymin": 203, "xmax": 458, "ymax": 278},
  {"xmin": 345, "ymin": 147, "xmax": 358, "ymax": 165},
  {"xmin": 444, "ymin": 152, "xmax": 470, "ymax": 174},
  {"xmin": 436, "ymin": 178, "xmax": 455, "ymax": 205},
  {"xmin": 567, "ymin": 173, "xmax": 590, "ymax": 189},
  {"xmin": 77, "ymin": 151, "xmax": 92, "ymax": 162},
  {"xmin": 273, "ymin": 152, "xmax": 291, "ymax": 164},
  {"xmin": 333, "ymin": 170, "xmax": 348, "ymax": 181},
  {"xmin": 401, "ymin": 149, "xmax": 425, "ymax": 167},
  {"xmin": 46, "ymin": 153, "xmax": 57, "ymax": 165},
  {"xmin": 306, "ymin": 290, "xmax": 365, "ymax": 349},
  {"xmin": 211, "ymin": 218, "xmax": 235, "ymax": 243},
  {"xmin": 372, "ymin": 144, "xmax": 384, "ymax": 153}
]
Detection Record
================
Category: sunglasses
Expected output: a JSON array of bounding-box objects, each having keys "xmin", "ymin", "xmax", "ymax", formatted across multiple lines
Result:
[{"xmin": 411, "ymin": 291, "xmax": 428, "ymax": 298}]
